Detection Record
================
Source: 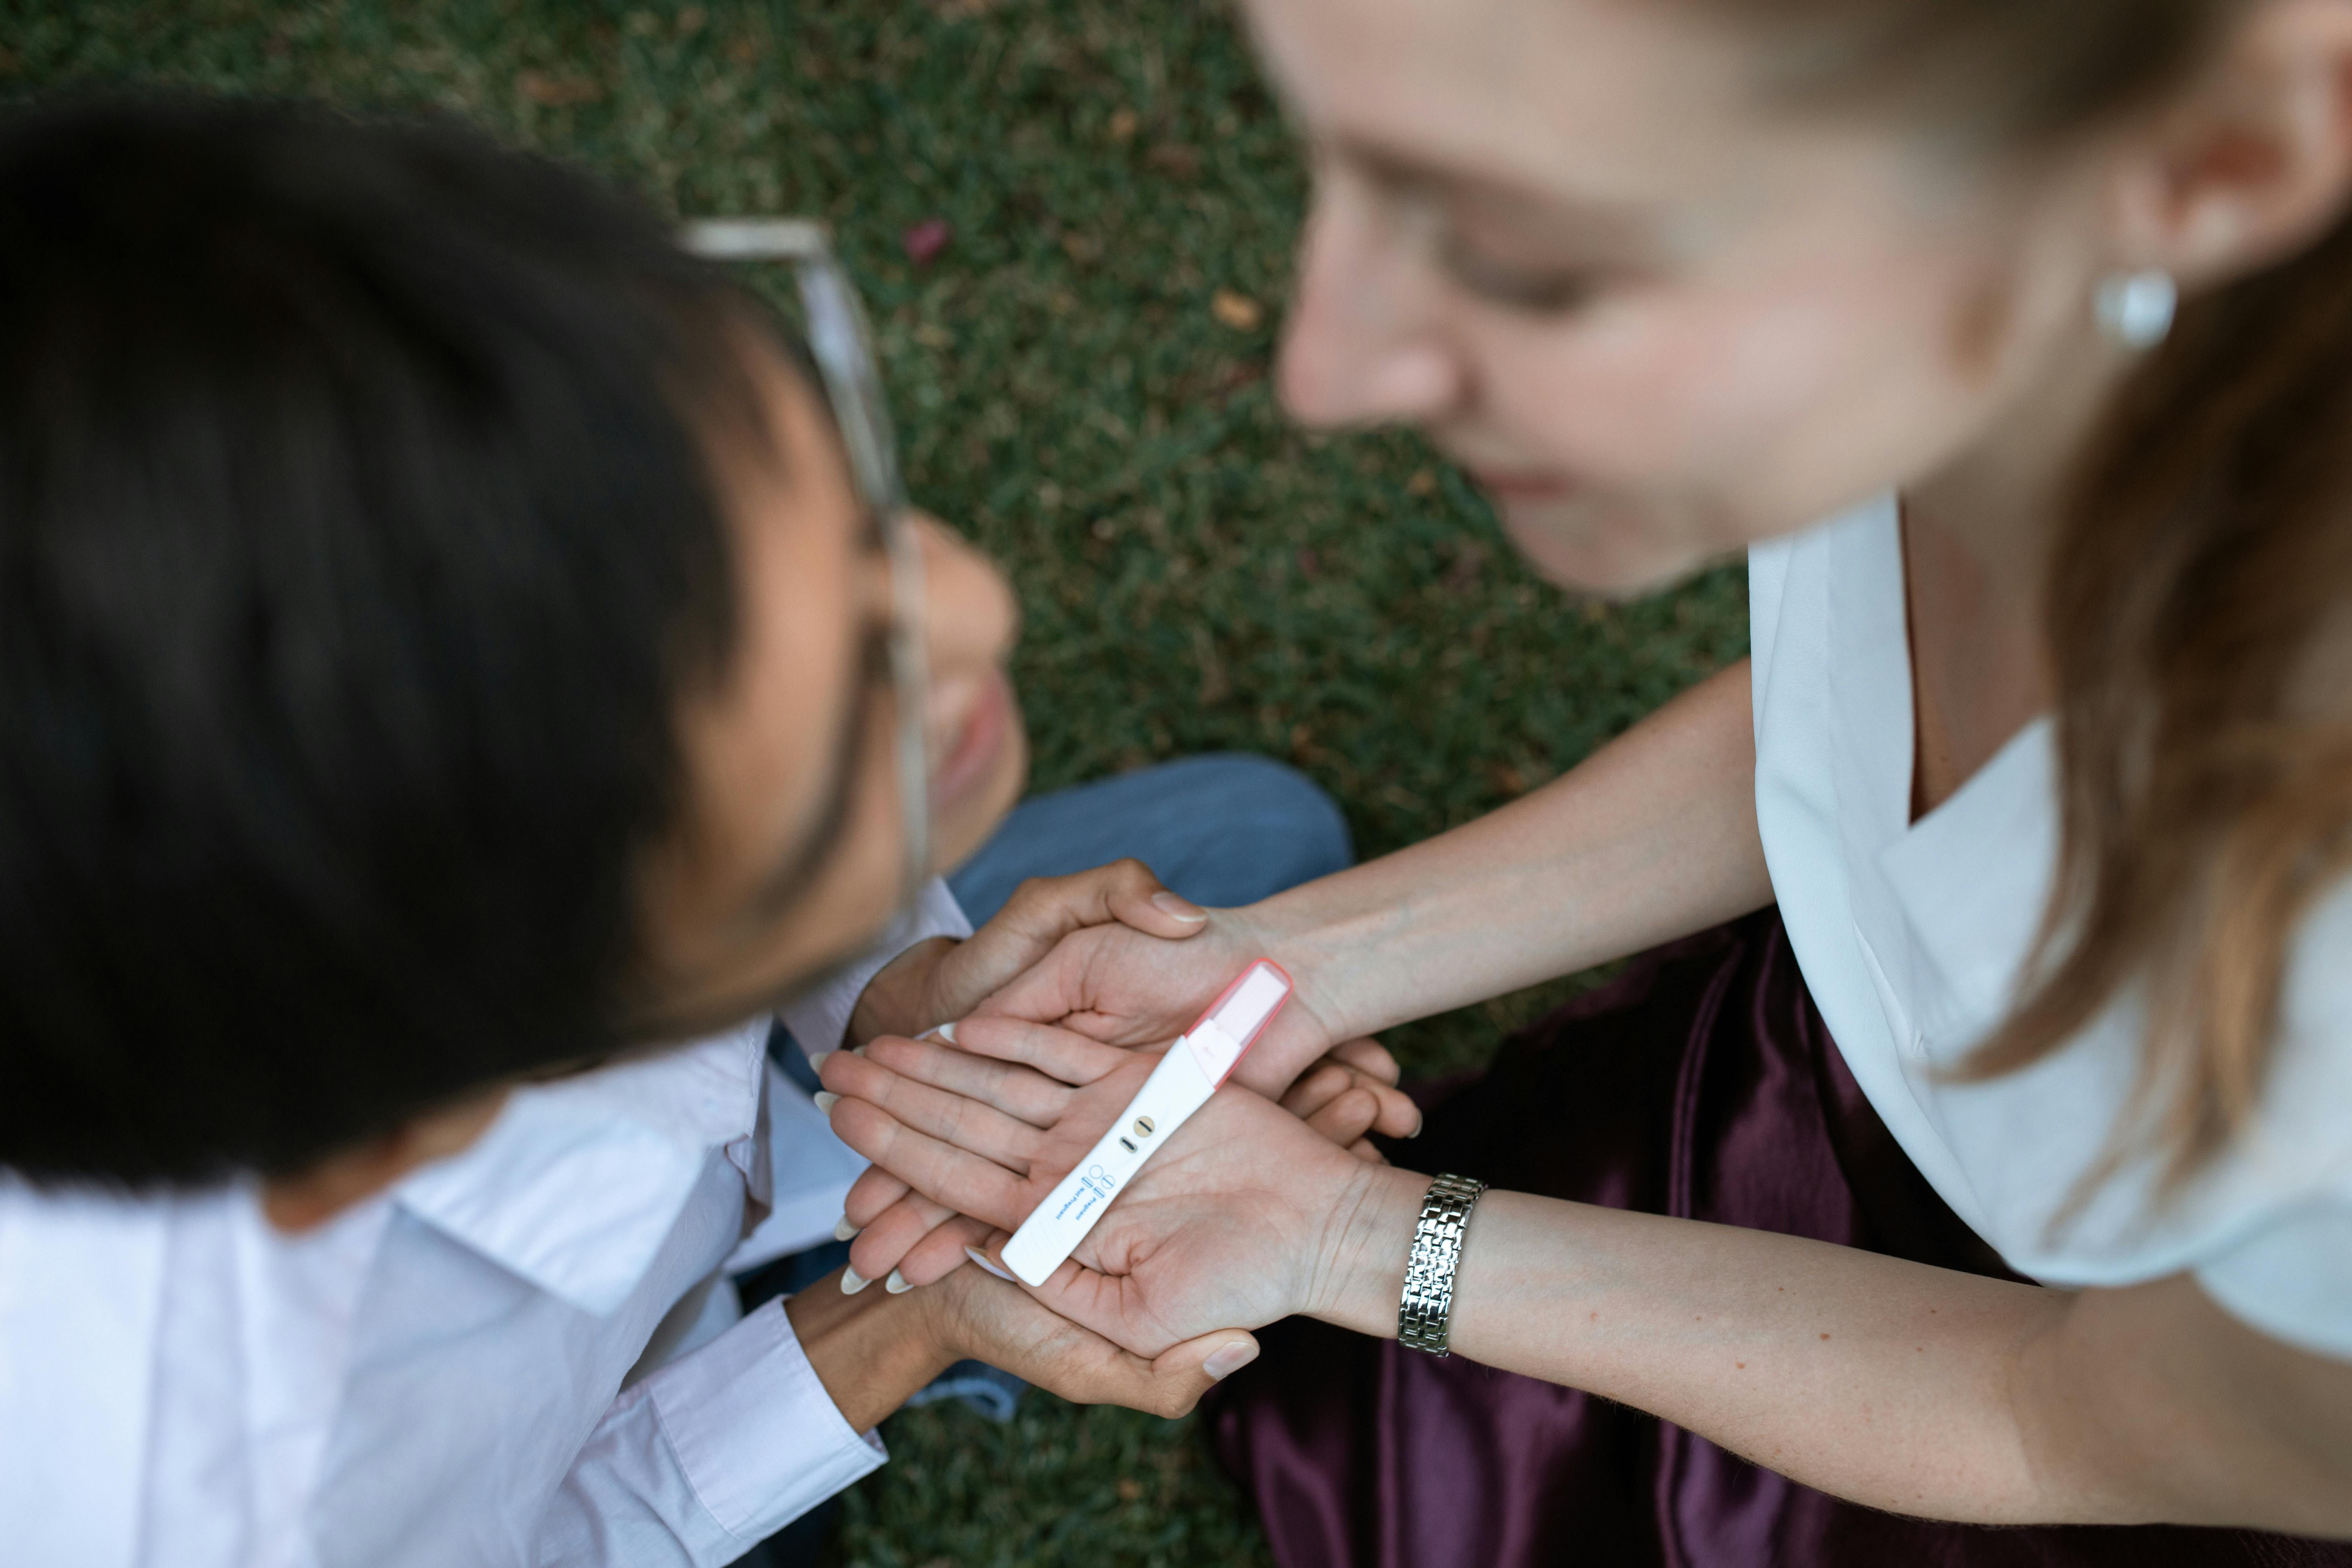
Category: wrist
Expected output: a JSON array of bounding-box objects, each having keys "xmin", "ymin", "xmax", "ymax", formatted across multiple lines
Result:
[
  {"xmin": 846, "ymin": 937, "xmax": 960, "ymax": 1046},
  {"xmin": 1224, "ymin": 895, "xmax": 1359, "ymax": 1047},
  {"xmin": 1305, "ymin": 1161, "xmax": 1430, "ymax": 1337},
  {"xmin": 785, "ymin": 1270, "xmax": 957, "ymax": 1433},
  {"xmin": 910, "ymin": 1271, "xmax": 972, "ymax": 1368}
]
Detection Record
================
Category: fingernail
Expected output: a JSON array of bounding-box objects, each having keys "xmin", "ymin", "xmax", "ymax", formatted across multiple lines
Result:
[
  {"xmin": 1203, "ymin": 1340, "xmax": 1260, "ymax": 1381},
  {"xmin": 1151, "ymin": 890, "xmax": 1209, "ymax": 923},
  {"xmin": 965, "ymin": 1245, "xmax": 1017, "ymax": 1282},
  {"xmin": 1410, "ymin": 1112, "xmax": 1425, "ymax": 1139},
  {"xmin": 885, "ymin": 1269, "xmax": 912, "ymax": 1295},
  {"xmin": 925, "ymin": 1020, "xmax": 958, "ymax": 1045},
  {"xmin": 813, "ymin": 1091, "xmax": 840, "ymax": 1112},
  {"xmin": 841, "ymin": 1265, "xmax": 871, "ymax": 1295},
  {"xmin": 805, "ymin": 1050, "xmax": 833, "ymax": 1074},
  {"xmin": 834, "ymin": 1215, "xmax": 861, "ymax": 1243}
]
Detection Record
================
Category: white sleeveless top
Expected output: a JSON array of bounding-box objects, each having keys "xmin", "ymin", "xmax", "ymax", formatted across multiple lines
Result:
[{"xmin": 1751, "ymin": 496, "xmax": 2352, "ymax": 1359}]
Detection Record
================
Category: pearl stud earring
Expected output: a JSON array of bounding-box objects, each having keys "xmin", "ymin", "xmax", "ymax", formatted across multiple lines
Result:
[{"xmin": 2095, "ymin": 269, "xmax": 2178, "ymax": 350}]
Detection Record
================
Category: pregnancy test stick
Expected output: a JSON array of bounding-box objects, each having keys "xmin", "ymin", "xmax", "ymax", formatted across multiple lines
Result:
[{"xmin": 1000, "ymin": 960, "xmax": 1292, "ymax": 1287}]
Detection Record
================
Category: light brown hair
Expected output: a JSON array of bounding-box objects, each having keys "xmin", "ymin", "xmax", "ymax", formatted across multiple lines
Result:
[{"xmin": 1725, "ymin": 0, "xmax": 2352, "ymax": 1193}]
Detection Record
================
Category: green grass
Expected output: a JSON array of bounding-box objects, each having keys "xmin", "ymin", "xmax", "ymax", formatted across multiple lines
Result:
[{"xmin": 2, "ymin": 2, "xmax": 1748, "ymax": 1560}]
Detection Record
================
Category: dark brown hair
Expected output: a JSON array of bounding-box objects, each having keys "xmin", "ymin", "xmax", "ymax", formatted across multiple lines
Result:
[
  {"xmin": 1726, "ymin": 0, "xmax": 2352, "ymax": 1192},
  {"xmin": 0, "ymin": 96, "xmax": 757, "ymax": 1187}
]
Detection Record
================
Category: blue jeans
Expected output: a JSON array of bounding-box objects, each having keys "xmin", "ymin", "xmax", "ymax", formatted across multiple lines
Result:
[
  {"xmin": 738, "ymin": 754, "xmax": 1351, "ymax": 1562},
  {"xmin": 947, "ymin": 751, "xmax": 1353, "ymax": 918}
]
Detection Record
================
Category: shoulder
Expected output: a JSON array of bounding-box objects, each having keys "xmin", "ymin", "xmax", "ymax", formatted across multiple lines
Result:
[{"xmin": 1748, "ymin": 493, "xmax": 1900, "ymax": 715}]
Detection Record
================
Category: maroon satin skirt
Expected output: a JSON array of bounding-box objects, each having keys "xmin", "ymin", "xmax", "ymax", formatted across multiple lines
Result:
[{"xmin": 1204, "ymin": 911, "xmax": 2352, "ymax": 1568}]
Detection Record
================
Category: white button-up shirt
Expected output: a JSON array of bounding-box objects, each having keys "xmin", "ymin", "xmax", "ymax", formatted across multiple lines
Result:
[{"xmin": 0, "ymin": 882, "xmax": 969, "ymax": 1568}]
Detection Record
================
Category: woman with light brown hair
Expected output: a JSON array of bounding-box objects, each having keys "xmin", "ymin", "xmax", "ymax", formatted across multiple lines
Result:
[{"xmin": 813, "ymin": 0, "xmax": 2352, "ymax": 1560}]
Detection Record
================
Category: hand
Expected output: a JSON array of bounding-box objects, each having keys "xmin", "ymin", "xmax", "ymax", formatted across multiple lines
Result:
[
  {"xmin": 845, "ymin": 860, "xmax": 1214, "ymax": 1047},
  {"xmin": 828, "ymin": 881, "xmax": 1417, "ymax": 1286},
  {"xmin": 784, "ymin": 1260, "xmax": 1260, "ymax": 1432},
  {"xmin": 821, "ymin": 1017, "xmax": 1385, "ymax": 1356},
  {"xmin": 916, "ymin": 1260, "xmax": 1261, "ymax": 1418},
  {"xmin": 973, "ymin": 913, "xmax": 1422, "ymax": 1133},
  {"xmin": 824, "ymin": 864, "xmax": 1215, "ymax": 1278},
  {"xmin": 830, "ymin": 1027, "xmax": 1408, "ymax": 1290}
]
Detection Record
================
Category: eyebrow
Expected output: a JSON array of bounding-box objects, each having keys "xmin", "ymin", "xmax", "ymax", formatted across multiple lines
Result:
[
  {"xmin": 744, "ymin": 621, "xmax": 889, "ymax": 920},
  {"xmin": 1334, "ymin": 133, "xmax": 1568, "ymax": 210},
  {"xmin": 1331, "ymin": 132, "xmax": 1653, "ymax": 239}
]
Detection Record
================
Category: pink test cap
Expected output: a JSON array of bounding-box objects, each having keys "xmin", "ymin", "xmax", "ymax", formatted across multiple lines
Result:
[{"xmin": 1182, "ymin": 959, "xmax": 1293, "ymax": 1085}]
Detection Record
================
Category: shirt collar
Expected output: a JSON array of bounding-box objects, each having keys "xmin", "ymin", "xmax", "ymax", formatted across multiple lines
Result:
[{"xmin": 392, "ymin": 1020, "xmax": 768, "ymax": 1315}]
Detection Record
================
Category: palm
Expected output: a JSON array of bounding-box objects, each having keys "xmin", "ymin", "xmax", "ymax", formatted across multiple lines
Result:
[
  {"xmin": 1042, "ymin": 1088, "xmax": 1341, "ymax": 1355},
  {"xmin": 823, "ymin": 1019, "xmax": 1366, "ymax": 1350}
]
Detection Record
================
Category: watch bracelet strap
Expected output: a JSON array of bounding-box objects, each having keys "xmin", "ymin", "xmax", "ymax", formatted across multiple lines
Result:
[{"xmin": 1398, "ymin": 1172, "xmax": 1487, "ymax": 1357}]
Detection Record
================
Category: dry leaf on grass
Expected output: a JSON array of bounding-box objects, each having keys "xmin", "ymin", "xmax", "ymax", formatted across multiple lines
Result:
[{"xmin": 1211, "ymin": 289, "xmax": 1262, "ymax": 331}]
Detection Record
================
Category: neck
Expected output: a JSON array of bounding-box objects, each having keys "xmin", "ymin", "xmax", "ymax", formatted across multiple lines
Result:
[
  {"xmin": 1908, "ymin": 319, "xmax": 2137, "ymax": 600},
  {"xmin": 1899, "ymin": 322, "xmax": 2138, "ymax": 814}
]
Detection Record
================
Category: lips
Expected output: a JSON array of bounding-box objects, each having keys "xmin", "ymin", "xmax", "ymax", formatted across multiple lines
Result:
[{"xmin": 927, "ymin": 666, "xmax": 1013, "ymax": 809}]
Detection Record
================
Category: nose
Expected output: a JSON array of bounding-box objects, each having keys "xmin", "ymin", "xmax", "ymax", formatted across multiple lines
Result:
[
  {"xmin": 909, "ymin": 512, "xmax": 1018, "ymax": 676},
  {"xmin": 1278, "ymin": 173, "xmax": 1467, "ymax": 430}
]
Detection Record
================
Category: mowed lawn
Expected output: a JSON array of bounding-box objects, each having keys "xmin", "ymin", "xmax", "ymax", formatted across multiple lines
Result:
[{"xmin": 2, "ymin": 3, "xmax": 1749, "ymax": 1562}]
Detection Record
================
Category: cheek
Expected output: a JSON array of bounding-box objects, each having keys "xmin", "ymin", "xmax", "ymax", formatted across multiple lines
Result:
[{"xmin": 1472, "ymin": 248, "xmax": 2024, "ymax": 532}]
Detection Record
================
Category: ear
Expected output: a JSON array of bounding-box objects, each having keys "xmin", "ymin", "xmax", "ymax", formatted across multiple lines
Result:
[
  {"xmin": 259, "ymin": 1087, "xmax": 510, "ymax": 1233},
  {"xmin": 2116, "ymin": 0, "xmax": 2352, "ymax": 288}
]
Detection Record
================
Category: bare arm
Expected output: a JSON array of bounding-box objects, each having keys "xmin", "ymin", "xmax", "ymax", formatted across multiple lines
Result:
[
  {"xmin": 968, "ymin": 659, "xmax": 1766, "ymax": 1098},
  {"xmin": 1256, "ymin": 657, "xmax": 1772, "ymax": 1042},
  {"xmin": 819, "ymin": 1032, "xmax": 2352, "ymax": 1535},
  {"xmin": 1308, "ymin": 1167, "xmax": 2352, "ymax": 1536}
]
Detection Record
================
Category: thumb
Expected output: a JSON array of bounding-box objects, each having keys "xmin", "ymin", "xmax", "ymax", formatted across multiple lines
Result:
[
  {"xmin": 1020, "ymin": 1322, "xmax": 1261, "ymax": 1419},
  {"xmin": 990, "ymin": 859, "xmax": 1210, "ymax": 953},
  {"xmin": 1102, "ymin": 875, "xmax": 1213, "ymax": 941},
  {"xmin": 1146, "ymin": 1329, "xmax": 1263, "ymax": 1415},
  {"xmin": 944, "ymin": 860, "xmax": 1210, "ymax": 1021}
]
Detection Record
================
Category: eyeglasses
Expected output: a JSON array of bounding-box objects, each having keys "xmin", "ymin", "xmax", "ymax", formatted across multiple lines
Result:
[{"xmin": 681, "ymin": 219, "xmax": 932, "ymax": 923}]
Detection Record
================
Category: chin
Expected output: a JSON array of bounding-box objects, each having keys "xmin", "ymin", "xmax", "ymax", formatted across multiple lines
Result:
[{"xmin": 1498, "ymin": 498, "xmax": 1723, "ymax": 600}]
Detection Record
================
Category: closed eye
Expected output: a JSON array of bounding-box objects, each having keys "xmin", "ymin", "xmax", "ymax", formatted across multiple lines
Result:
[{"xmin": 1438, "ymin": 232, "xmax": 1604, "ymax": 315}]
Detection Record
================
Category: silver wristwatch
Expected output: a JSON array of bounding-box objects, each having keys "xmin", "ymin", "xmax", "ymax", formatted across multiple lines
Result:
[{"xmin": 1398, "ymin": 1172, "xmax": 1487, "ymax": 1357}]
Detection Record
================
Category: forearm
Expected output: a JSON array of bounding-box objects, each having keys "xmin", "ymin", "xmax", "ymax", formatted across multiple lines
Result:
[
  {"xmin": 1255, "ymin": 660, "xmax": 1771, "ymax": 1040},
  {"xmin": 1314, "ymin": 1167, "xmax": 2092, "ymax": 1526}
]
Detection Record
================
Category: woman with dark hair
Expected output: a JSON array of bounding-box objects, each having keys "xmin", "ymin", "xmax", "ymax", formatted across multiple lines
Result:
[{"xmin": 820, "ymin": 0, "xmax": 2352, "ymax": 1560}]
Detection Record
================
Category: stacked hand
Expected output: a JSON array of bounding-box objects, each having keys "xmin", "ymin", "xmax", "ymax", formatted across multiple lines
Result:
[
  {"xmin": 819, "ymin": 1016, "xmax": 1386, "ymax": 1356},
  {"xmin": 831, "ymin": 865, "xmax": 1419, "ymax": 1294}
]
